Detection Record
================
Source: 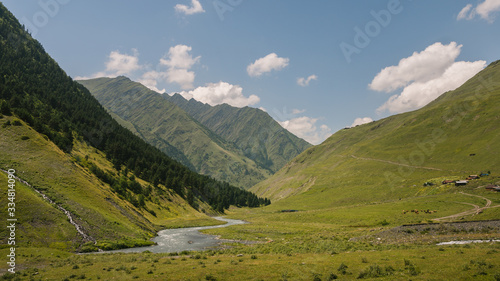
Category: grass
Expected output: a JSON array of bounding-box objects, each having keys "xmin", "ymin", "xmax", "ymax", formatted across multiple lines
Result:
[
  {"xmin": 1, "ymin": 244, "xmax": 498, "ymax": 280},
  {"xmin": 1, "ymin": 63, "xmax": 500, "ymax": 279},
  {"xmin": 0, "ymin": 116, "xmax": 222, "ymax": 252},
  {"xmin": 251, "ymin": 61, "xmax": 500, "ymax": 206}
]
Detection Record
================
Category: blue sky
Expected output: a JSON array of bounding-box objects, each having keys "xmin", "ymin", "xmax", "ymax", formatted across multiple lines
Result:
[{"xmin": 2, "ymin": 0, "xmax": 500, "ymax": 144}]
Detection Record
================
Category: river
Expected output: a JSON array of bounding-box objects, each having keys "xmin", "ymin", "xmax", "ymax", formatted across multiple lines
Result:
[{"xmin": 105, "ymin": 217, "xmax": 246, "ymax": 254}]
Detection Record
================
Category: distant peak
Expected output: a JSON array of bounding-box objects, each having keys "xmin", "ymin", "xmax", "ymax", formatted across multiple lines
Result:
[{"xmin": 116, "ymin": 76, "xmax": 132, "ymax": 81}]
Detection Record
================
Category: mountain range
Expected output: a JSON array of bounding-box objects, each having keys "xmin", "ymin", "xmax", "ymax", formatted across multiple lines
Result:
[
  {"xmin": 78, "ymin": 77, "xmax": 310, "ymax": 189},
  {"xmin": 0, "ymin": 3, "xmax": 267, "ymax": 251}
]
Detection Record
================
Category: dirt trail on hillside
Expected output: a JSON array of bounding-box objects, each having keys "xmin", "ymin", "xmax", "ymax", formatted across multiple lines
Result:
[
  {"xmin": 433, "ymin": 192, "xmax": 498, "ymax": 222},
  {"xmin": 350, "ymin": 155, "xmax": 444, "ymax": 171}
]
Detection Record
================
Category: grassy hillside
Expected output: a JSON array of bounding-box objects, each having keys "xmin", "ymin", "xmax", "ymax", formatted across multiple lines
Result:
[
  {"xmin": 166, "ymin": 93, "xmax": 312, "ymax": 173},
  {"xmin": 0, "ymin": 1, "xmax": 267, "ymax": 212},
  {"xmin": 0, "ymin": 115, "xmax": 219, "ymax": 252},
  {"xmin": 78, "ymin": 77, "xmax": 271, "ymax": 189},
  {"xmin": 252, "ymin": 60, "xmax": 500, "ymax": 207},
  {"xmin": 0, "ymin": 1, "xmax": 268, "ymax": 253}
]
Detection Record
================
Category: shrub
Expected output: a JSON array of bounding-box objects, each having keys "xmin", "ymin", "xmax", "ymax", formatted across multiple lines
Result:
[
  {"xmin": 205, "ymin": 274, "xmax": 217, "ymax": 281},
  {"xmin": 12, "ymin": 120, "xmax": 22, "ymax": 126},
  {"xmin": 327, "ymin": 273, "xmax": 338, "ymax": 280},
  {"xmin": 357, "ymin": 264, "xmax": 391, "ymax": 279},
  {"xmin": 337, "ymin": 263, "xmax": 349, "ymax": 275},
  {"xmin": 20, "ymin": 136, "xmax": 29, "ymax": 140},
  {"xmin": 404, "ymin": 260, "xmax": 420, "ymax": 276}
]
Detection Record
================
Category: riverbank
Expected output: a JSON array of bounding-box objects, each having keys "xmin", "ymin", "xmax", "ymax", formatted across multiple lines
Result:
[{"xmin": 98, "ymin": 217, "xmax": 247, "ymax": 254}]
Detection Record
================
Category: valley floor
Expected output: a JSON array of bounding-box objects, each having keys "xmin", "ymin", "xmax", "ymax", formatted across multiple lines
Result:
[
  {"xmin": 1, "ymin": 186, "xmax": 499, "ymax": 280},
  {"xmin": 0, "ymin": 243, "xmax": 498, "ymax": 280}
]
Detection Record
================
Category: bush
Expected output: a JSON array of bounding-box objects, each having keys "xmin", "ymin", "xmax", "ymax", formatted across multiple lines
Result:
[
  {"xmin": 357, "ymin": 264, "xmax": 394, "ymax": 279},
  {"xmin": 12, "ymin": 120, "xmax": 22, "ymax": 126},
  {"xmin": 20, "ymin": 135, "xmax": 29, "ymax": 140},
  {"xmin": 205, "ymin": 274, "xmax": 217, "ymax": 281},
  {"xmin": 327, "ymin": 273, "xmax": 338, "ymax": 280},
  {"xmin": 404, "ymin": 259, "xmax": 420, "ymax": 276},
  {"xmin": 337, "ymin": 263, "xmax": 349, "ymax": 275},
  {"xmin": 0, "ymin": 100, "xmax": 11, "ymax": 115}
]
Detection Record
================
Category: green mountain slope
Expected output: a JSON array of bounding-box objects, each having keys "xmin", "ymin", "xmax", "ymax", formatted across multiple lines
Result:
[
  {"xmin": 251, "ymin": 60, "xmax": 500, "ymax": 209},
  {"xmin": 78, "ymin": 77, "xmax": 271, "ymax": 189},
  {"xmin": 0, "ymin": 2, "xmax": 267, "ymax": 250},
  {"xmin": 0, "ymin": 115, "xmax": 212, "ymax": 251},
  {"xmin": 165, "ymin": 93, "xmax": 312, "ymax": 173}
]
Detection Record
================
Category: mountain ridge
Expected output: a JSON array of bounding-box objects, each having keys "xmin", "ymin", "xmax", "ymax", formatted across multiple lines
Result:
[
  {"xmin": 251, "ymin": 60, "xmax": 500, "ymax": 207},
  {"xmin": 78, "ymin": 76, "xmax": 273, "ymax": 189},
  {"xmin": 0, "ymin": 2, "xmax": 268, "ymax": 251},
  {"xmin": 164, "ymin": 92, "xmax": 312, "ymax": 173}
]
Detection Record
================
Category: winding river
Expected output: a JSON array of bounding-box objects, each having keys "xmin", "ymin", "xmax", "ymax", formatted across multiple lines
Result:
[{"xmin": 106, "ymin": 217, "xmax": 246, "ymax": 254}]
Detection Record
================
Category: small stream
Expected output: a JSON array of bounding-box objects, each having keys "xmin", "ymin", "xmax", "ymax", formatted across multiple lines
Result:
[{"xmin": 105, "ymin": 217, "xmax": 246, "ymax": 254}]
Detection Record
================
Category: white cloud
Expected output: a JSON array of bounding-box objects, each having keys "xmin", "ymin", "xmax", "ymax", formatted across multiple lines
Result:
[
  {"xmin": 292, "ymin": 108, "xmax": 306, "ymax": 114},
  {"xmin": 457, "ymin": 0, "xmax": 500, "ymax": 22},
  {"xmin": 350, "ymin": 117, "xmax": 373, "ymax": 128},
  {"xmin": 161, "ymin": 45, "xmax": 201, "ymax": 69},
  {"xmin": 179, "ymin": 81, "xmax": 260, "ymax": 108},
  {"xmin": 369, "ymin": 42, "xmax": 462, "ymax": 93},
  {"xmin": 457, "ymin": 4, "xmax": 474, "ymax": 20},
  {"xmin": 78, "ymin": 45, "xmax": 201, "ymax": 92},
  {"xmin": 105, "ymin": 49, "xmax": 142, "ymax": 75},
  {"xmin": 372, "ymin": 42, "xmax": 486, "ymax": 114},
  {"xmin": 138, "ymin": 71, "xmax": 166, "ymax": 93},
  {"xmin": 76, "ymin": 49, "xmax": 142, "ymax": 80},
  {"xmin": 279, "ymin": 116, "xmax": 331, "ymax": 145},
  {"xmin": 247, "ymin": 53, "xmax": 289, "ymax": 77},
  {"xmin": 174, "ymin": 0, "xmax": 205, "ymax": 15},
  {"xmin": 159, "ymin": 44, "xmax": 201, "ymax": 89},
  {"xmin": 297, "ymin": 74, "xmax": 318, "ymax": 87},
  {"xmin": 377, "ymin": 60, "xmax": 486, "ymax": 114}
]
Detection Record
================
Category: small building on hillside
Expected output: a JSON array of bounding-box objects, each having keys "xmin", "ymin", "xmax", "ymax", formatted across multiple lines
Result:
[
  {"xmin": 467, "ymin": 175, "xmax": 480, "ymax": 180},
  {"xmin": 455, "ymin": 180, "xmax": 468, "ymax": 186},
  {"xmin": 485, "ymin": 184, "xmax": 499, "ymax": 190},
  {"xmin": 442, "ymin": 180, "xmax": 455, "ymax": 184}
]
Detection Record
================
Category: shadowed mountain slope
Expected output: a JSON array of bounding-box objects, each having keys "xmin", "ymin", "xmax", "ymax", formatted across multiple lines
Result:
[
  {"xmin": 78, "ymin": 77, "xmax": 272, "ymax": 189},
  {"xmin": 165, "ymin": 93, "xmax": 312, "ymax": 173}
]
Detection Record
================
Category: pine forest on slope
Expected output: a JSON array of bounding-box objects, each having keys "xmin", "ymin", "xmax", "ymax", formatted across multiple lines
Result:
[{"xmin": 0, "ymin": 2, "xmax": 268, "ymax": 251}]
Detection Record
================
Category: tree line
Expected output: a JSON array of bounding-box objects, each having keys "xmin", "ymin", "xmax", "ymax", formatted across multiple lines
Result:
[{"xmin": 0, "ymin": 3, "xmax": 270, "ymax": 211}]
